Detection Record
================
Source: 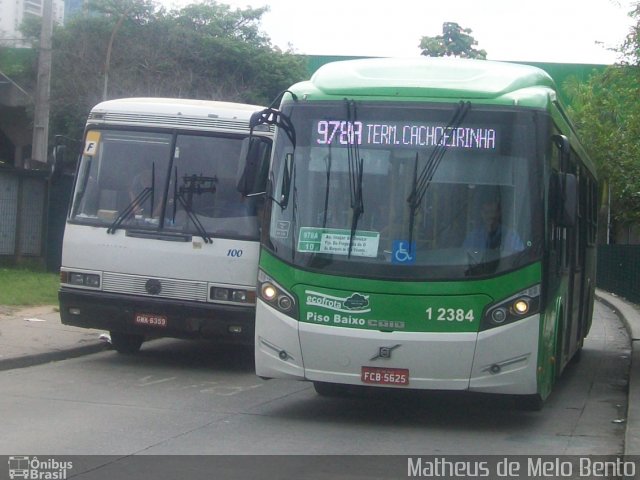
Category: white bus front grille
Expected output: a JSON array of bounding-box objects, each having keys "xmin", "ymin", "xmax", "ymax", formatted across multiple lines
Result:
[{"xmin": 101, "ymin": 272, "xmax": 209, "ymax": 302}]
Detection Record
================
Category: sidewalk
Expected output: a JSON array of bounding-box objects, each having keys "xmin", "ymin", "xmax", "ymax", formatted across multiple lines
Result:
[
  {"xmin": 0, "ymin": 304, "xmax": 107, "ymax": 371},
  {"xmin": 594, "ymin": 289, "xmax": 640, "ymax": 457},
  {"xmin": 0, "ymin": 292, "xmax": 639, "ymax": 456}
]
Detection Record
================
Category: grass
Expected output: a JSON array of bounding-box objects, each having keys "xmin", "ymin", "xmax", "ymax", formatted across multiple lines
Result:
[{"xmin": 0, "ymin": 267, "xmax": 59, "ymax": 306}]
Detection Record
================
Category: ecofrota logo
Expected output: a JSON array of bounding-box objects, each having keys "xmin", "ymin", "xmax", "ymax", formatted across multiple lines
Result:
[{"xmin": 8, "ymin": 456, "xmax": 73, "ymax": 480}]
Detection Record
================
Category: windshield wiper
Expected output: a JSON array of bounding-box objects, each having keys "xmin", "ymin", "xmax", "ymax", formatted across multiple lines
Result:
[
  {"xmin": 406, "ymin": 152, "xmax": 420, "ymax": 254},
  {"xmin": 107, "ymin": 163, "xmax": 156, "ymax": 234},
  {"xmin": 107, "ymin": 187, "xmax": 152, "ymax": 234},
  {"xmin": 170, "ymin": 166, "xmax": 178, "ymax": 224},
  {"xmin": 176, "ymin": 174, "xmax": 216, "ymax": 244},
  {"xmin": 406, "ymin": 101, "xmax": 471, "ymax": 248},
  {"xmin": 291, "ymin": 179, "xmax": 299, "ymax": 262},
  {"xmin": 346, "ymin": 99, "xmax": 364, "ymax": 258}
]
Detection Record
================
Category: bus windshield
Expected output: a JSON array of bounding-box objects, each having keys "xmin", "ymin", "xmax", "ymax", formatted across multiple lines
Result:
[
  {"xmin": 266, "ymin": 101, "xmax": 544, "ymax": 280},
  {"xmin": 71, "ymin": 129, "xmax": 261, "ymax": 240}
]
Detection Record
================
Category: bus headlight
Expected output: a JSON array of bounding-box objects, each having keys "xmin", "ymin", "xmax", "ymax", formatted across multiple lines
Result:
[
  {"xmin": 261, "ymin": 283, "xmax": 277, "ymax": 301},
  {"xmin": 210, "ymin": 286, "xmax": 256, "ymax": 305},
  {"xmin": 60, "ymin": 270, "xmax": 101, "ymax": 289},
  {"xmin": 481, "ymin": 285, "xmax": 540, "ymax": 331},
  {"xmin": 258, "ymin": 270, "xmax": 297, "ymax": 319},
  {"xmin": 513, "ymin": 299, "xmax": 530, "ymax": 315}
]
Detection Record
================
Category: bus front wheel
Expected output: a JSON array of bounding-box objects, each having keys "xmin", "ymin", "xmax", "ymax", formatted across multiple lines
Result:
[{"xmin": 110, "ymin": 331, "xmax": 144, "ymax": 354}]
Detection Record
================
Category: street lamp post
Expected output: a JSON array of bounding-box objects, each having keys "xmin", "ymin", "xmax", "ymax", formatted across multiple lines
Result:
[{"xmin": 30, "ymin": 0, "xmax": 54, "ymax": 168}]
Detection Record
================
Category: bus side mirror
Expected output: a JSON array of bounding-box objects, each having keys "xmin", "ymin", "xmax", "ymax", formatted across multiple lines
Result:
[
  {"xmin": 551, "ymin": 172, "xmax": 577, "ymax": 228},
  {"xmin": 50, "ymin": 144, "xmax": 67, "ymax": 181},
  {"xmin": 237, "ymin": 137, "xmax": 271, "ymax": 196},
  {"xmin": 552, "ymin": 134, "xmax": 570, "ymax": 167},
  {"xmin": 50, "ymin": 136, "xmax": 80, "ymax": 181}
]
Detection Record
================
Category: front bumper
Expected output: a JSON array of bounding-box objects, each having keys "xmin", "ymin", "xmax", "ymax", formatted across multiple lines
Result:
[
  {"xmin": 59, "ymin": 287, "xmax": 255, "ymax": 345},
  {"xmin": 255, "ymin": 300, "xmax": 539, "ymax": 395}
]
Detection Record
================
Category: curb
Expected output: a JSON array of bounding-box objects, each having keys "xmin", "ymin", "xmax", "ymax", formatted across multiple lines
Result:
[{"xmin": 0, "ymin": 342, "xmax": 108, "ymax": 372}]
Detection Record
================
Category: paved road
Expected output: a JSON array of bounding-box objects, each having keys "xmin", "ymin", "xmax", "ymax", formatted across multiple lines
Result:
[{"xmin": 0, "ymin": 302, "xmax": 629, "ymax": 462}]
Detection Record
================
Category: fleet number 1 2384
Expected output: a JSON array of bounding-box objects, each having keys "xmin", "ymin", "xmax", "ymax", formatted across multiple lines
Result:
[{"xmin": 426, "ymin": 307, "xmax": 475, "ymax": 322}]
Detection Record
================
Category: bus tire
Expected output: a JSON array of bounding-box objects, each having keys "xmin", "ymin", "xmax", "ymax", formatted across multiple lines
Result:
[
  {"xmin": 110, "ymin": 331, "xmax": 144, "ymax": 354},
  {"xmin": 570, "ymin": 343, "xmax": 583, "ymax": 364},
  {"xmin": 518, "ymin": 393, "xmax": 544, "ymax": 411},
  {"xmin": 313, "ymin": 381, "xmax": 348, "ymax": 397}
]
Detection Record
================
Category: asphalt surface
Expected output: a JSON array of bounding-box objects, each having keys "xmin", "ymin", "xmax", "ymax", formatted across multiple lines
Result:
[{"xmin": 0, "ymin": 290, "xmax": 638, "ymax": 456}]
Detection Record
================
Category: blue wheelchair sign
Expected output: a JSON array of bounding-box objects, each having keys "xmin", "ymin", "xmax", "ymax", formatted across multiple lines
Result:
[{"xmin": 392, "ymin": 240, "xmax": 416, "ymax": 264}]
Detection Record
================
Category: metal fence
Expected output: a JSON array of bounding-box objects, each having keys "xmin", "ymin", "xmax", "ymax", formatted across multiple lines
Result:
[
  {"xmin": 597, "ymin": 244, "xmax": 640, "ymax": 304},
  {"xmin": 0, "ymin": 169, "xmax": 48, "ymax": 261}
]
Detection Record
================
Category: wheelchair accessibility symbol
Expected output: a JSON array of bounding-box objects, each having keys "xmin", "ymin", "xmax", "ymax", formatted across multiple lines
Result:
[{"xmin": 392, "ymin": 240, "xmax": 416, "ymax": 264}]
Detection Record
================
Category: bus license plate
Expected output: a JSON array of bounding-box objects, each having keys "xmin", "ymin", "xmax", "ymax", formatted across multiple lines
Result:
[
  {"xmin": 135, "ymin": 313, "xmax": 167, "ymax": 328},
  {"xmin": 361, "ymin": 366, "xmax": 409, "ymax": 386}
]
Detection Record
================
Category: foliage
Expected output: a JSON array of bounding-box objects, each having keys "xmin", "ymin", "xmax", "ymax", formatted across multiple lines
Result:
[
  {"xmin": 419, "ymin": 22, "xmax": 487, "ymax": 59},
  {"xmin": 0, "ymin": 45, "xmax": 37, "ymax": 94},
  {"xmin": 565, "ymin": 3, "xmax": 640, "ymax": 228},
  {"xmin": 619, "ymin": 2, "xmax": 640, "ymax": 64},
  {"xmin": 27, "ymin": 0, "xmax": 307, "ymax": 143},
  {"xmin": 0, "ymin": 268, "xmax": 59, "ymax": 306}
]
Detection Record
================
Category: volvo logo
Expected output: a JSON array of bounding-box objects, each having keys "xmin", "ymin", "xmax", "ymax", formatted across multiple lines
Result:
[
  {"xmin": 145, "ymin": 279, "xmax": 162, "ymax": 295},
  {"xmin": 370, "ymin": 344, "xmax": 401, "ymax": 361}
]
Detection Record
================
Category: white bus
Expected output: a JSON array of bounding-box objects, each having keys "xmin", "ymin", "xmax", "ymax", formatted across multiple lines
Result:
[{"xmin": 58, "ymin": 98, "xmax": 272, "ymax": 353}]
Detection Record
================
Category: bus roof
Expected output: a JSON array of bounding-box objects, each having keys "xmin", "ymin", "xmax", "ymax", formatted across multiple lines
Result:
[
  {"xmin": 294, "ymin": 57, "xmax": 558, "ymax": 107},
  {"xmin": 87, "ymin": 97, "xmax": 270, "ymax": 134}
]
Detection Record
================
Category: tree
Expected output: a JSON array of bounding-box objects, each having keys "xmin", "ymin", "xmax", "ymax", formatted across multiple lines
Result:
[
  {"xmin": 565, "ymin": 3, "xmax": 640, "ymax": 237},
  {"xmin": 419, "ymin": 22, "xmax": 487, "ymax": 59},
  {"xmin": 37, "ymin": 0, "xmax": 307, "ymax": 142}
]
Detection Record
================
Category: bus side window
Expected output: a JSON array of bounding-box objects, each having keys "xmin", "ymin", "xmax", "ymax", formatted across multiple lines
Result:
[{"xmin": 549, "ymin": 135, "xmax": 564, "ymax": 274}]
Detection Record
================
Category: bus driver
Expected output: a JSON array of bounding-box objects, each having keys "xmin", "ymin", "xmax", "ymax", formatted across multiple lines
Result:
[{"xmin": 463, "ymin": 197, "xmax": 524, "ymax": 254}]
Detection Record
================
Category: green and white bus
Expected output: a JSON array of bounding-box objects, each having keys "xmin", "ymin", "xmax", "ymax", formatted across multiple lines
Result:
[{"xmin": 241, "ymin": 58, "xmax": 598, "ymax": 409}]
